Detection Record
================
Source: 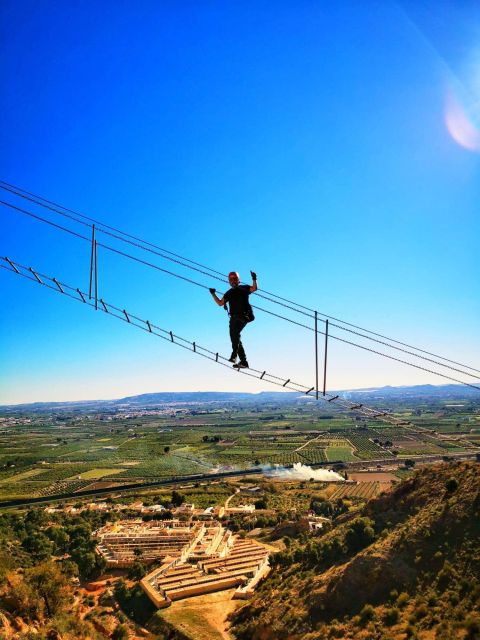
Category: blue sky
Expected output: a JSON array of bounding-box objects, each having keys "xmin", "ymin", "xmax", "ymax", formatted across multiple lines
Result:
[{"xmin": 1, "ymin": 1, "xmax": 479, "ymax": 404}]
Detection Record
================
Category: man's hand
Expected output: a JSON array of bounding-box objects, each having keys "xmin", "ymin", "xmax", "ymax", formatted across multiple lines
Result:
[
  {"xmin": 250, "ymin": 271, "xmax": 257, "ymax": 281},
  {"xmin": 209, "ymin": 288, "xmax": 216, "ymax": 294}
]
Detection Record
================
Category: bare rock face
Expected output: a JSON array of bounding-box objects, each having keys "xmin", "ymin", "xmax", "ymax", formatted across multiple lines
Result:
[
  {"xmin": 13, "ymin": 616, "xmax": 30, "ymax": 633},
  {"xmin": 0, "ymin": 611, "xmax": 14, "ymax": 638}
]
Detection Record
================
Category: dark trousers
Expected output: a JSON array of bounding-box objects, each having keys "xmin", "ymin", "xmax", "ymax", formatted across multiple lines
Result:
[{"xmin": 229, "ymin": 316, "xmax": 248, "ymax": 362}]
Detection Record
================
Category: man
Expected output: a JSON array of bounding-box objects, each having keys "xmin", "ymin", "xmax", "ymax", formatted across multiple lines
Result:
[{"xmin": 209, "ymin": 271, "xmax": 257, "ymax": 369}]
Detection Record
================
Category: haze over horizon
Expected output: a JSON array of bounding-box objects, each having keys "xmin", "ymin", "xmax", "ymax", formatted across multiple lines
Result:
[
  {"xmin": 1, "ymin": 382, "xmax": 476, "ymax": 409},
  {"xmin": 1, "ymin": 1, "xmax": 479, "ymax": 405}
]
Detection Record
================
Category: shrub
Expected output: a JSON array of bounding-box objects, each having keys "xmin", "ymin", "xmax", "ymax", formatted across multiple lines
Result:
[
  {"xmin": 445, "ymin": 478, "xmax": 458, "ymax": 492},
  {"xmin": 127, "ymin": 561, "xmax": 146, "ymax": 581},
  {"xmin": 464, "ymin": 616, "xmax": 480, "ymax": 640},
  {"xmin": 359, "ymin": 604, "xmax": 375, "ymax": 625},
  {"xmin": 383, "ymin": 607, "xmax": 400, "ymax": 626},
  {"xmin": 405, "ymin": 624, "xmax": 416, "ymax": 638},
  {"xmin": 396, "ymin": 592, "xmax": 410, "ymax": 609},
  {"xmin": 112, "ymin": 624, "xmax": 129, "ymax": 640},
  {"xmin": 344, "ymin": 517, "xmax": 376, "ymax": 553},
  {"xmin": 437, "ymin": 561, "xmax": 455, "ymax": 590},
  {"xmin": 411, "ymin": 603, "xmax": 428, "ymax": 621}
]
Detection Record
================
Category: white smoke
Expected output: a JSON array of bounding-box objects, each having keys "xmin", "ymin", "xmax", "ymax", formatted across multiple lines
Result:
[{"xmin": 264, "ymin": 462, "xmax": 344, "ymax": 482}]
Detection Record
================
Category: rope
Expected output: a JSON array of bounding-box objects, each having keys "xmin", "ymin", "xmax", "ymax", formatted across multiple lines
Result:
[
  {"xmin": 2, "ymin": 180, "xmax": 479, "ymax": 377},
  {"xmin": 1, "ymin": 257, "xmax": 415, "ymax": 427}
]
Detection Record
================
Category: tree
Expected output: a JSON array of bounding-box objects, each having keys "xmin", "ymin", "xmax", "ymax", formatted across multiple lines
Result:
[
  {"xmin": 0, "ymin": 551, "xmax": 14, "ymax": 584},
  {"xmin": 46, "ymin": 526, "xmax": 69, "ymax": 554},
  {"xmin": 61, "ymin": 559, "xmax": 79, "ymax": 579},
  {"xmin": 445, "ymin": 477, "xmax": 458, "ymax": 492},
  {"xmin": 23, "ymin": 532, "xmax": 54, "ymax": 561},
  {"xmin": 156, "ymin": 509, "xmax": 173, "ymax": 520},
  {"xmin": 128, "ymin": 560, "xmax": 146, "ymax": 581},
  {"xmin": 114, "ymin": 578, "xmax": 129, "ymax": 602},
  {"xmin": 73, "ymin": 551, "xmax": 97, "ymax": 578},
  {"xmin": 171, "ymin": 491, "xmax": 184, "ymax": 507},
  {"xmin": 345, "ymin": 517, "xmax": 376, "ymax": 553},
  {"xmin": 24, "ymin": 561, "xmax": 70, "ymax": 618},
  {"xmin": 24, "ymin": 508, "xmax": 48, "ymax": 530},
  {"xmin": 112, "ymin": 624, "xmax": 129, "ymax": 640}
]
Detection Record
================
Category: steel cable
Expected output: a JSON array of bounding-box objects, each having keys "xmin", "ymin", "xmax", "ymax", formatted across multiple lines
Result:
[
  {"xmin": 1, "ymin": 257, "xmax": 414, "ymax": 427},
  {"xmin": 2, "ymin": 198, "xmax": 480, "ymax": 391},
  {"xmin": 2, "ymin": 180, "xmax": 479, "ymax": 376}
]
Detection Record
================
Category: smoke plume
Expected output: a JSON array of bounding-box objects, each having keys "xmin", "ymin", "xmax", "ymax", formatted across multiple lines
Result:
[{"xmin": 264, "ymin": 462, "xmax": 344, "ymax": 482}]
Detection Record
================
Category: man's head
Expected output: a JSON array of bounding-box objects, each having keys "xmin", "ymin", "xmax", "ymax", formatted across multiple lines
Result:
[{"xmin": 228, "ymin": 271, "xmax": 240, "ymax": 288}]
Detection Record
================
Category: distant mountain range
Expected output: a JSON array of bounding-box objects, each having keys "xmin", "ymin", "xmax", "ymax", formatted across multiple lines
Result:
[{"xmin": 1, "ymin": 384, "xmax": 478, "ymax": 413}]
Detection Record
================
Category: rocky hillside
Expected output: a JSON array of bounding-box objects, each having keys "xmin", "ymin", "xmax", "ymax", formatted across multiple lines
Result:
[{"xmin": 231, "ymin": 461, "xmax": 480, "ymax": 640}]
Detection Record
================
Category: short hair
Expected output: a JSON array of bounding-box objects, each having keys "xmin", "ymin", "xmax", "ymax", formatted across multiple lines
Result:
[{"xmin": 228, "ymin": 271, "xmax": 240, "ymax": 280}]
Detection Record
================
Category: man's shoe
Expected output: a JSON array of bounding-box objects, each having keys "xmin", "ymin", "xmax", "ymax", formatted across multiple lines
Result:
[
  {"xmin": 233, "ymin": 361, "xmax": 249, "ymax": 369},
  {"xmin": 228, "ymin": 355, "xmax": 237, "ymax": 363}
]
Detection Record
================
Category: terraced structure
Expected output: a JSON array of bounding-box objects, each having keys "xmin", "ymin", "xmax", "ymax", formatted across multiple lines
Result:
[{"xmin": 142, "ymin": 537, "xmax": 271, "ymax": 607}]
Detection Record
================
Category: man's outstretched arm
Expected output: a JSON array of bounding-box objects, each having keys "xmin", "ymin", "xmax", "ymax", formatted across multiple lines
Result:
[
  {"xmin": 249, "ymin": 271, "xmax": 258, "ymax": 293},
  {"xmin": 209, "ymin": 288, "xmax": 225, "ymax": 306}
]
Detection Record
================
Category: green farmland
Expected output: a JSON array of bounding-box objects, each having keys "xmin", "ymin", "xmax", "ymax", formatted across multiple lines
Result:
[{"xmin": 0, "ymin": 391, "xmax": 479, "ymax": 502}]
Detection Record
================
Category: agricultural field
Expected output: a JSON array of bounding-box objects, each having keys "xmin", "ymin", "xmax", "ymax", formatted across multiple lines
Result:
[
  {"xmin": 329, "ymin": 481, "xmax": 384, "ymax": 501},
  {"xmin": 0, "ymin": 392, "xmax": 479, "ymax": 502},
  {"xmin": 326, "ymin": 446, "xmax": 358, "ymax": 462}
]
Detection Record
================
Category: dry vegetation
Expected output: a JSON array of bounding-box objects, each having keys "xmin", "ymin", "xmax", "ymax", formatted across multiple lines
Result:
[{"xmin": 231, "ymin": 461, "xmax": 480, "ymax": 640}]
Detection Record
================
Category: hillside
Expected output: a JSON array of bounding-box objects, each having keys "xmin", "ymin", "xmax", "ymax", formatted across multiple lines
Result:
[
  {"xmin": 2, "ymin": 383, "xmax": 478, "ymax": 413},
  {"xmin": 231, "ymin": 461, "xmax": 480, "ymax": 640}
]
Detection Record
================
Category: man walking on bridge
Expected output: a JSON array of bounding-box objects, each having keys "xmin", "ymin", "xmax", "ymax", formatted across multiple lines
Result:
[{"xmin": 209, "ymin": 271, "xmax": 257, "ymax": 369}]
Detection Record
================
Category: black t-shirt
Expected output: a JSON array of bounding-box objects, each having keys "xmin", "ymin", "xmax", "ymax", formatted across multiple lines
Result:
[{"xmin": 224, "ymin": 285, "xmax": 253, "ymax": 319}]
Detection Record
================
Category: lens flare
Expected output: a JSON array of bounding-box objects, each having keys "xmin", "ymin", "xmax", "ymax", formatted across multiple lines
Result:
[{"xmin": 445, "ymin": 89, "xmax": 480, "ymax": 152}]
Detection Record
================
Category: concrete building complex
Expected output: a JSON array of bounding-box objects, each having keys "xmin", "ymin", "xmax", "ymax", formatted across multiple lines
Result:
[
  {"xmin": 96, "ymin": 520, "xmax": 202, "ymax": 567},
  {"xmin": 95, "ymin": 518, "xmax": 272, "ymax": 607},
  {"xmin": 141, "ymin": 536, "xmax": 271, "ymax": 607}
]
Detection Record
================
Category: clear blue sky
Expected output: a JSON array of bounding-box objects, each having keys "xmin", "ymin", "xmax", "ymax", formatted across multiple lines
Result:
[{"xmin": 1, "ymin": 1, "xmax": 479, "ymax": 404}]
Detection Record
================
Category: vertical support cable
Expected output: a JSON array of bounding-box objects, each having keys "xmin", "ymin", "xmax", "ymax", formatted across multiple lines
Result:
[
  {"xmin": 94, "ymin": 239, "xmax": 98, "ymax": 311},
  {"xmin": 323, "ymin": 318, "xmax": 329, "ymax": 396},
  {"xmin": 89, "ymin": 224, "xmax": 95, "ymax": 299},
  {"xmin": 315, "ymin": 310, "xmax": 319, "ymax": 400}
]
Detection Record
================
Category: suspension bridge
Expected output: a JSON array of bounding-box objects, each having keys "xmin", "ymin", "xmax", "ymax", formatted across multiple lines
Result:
[{"xmin": 1, "ymin": 180, "xmax": 479, "ymax": 428}]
